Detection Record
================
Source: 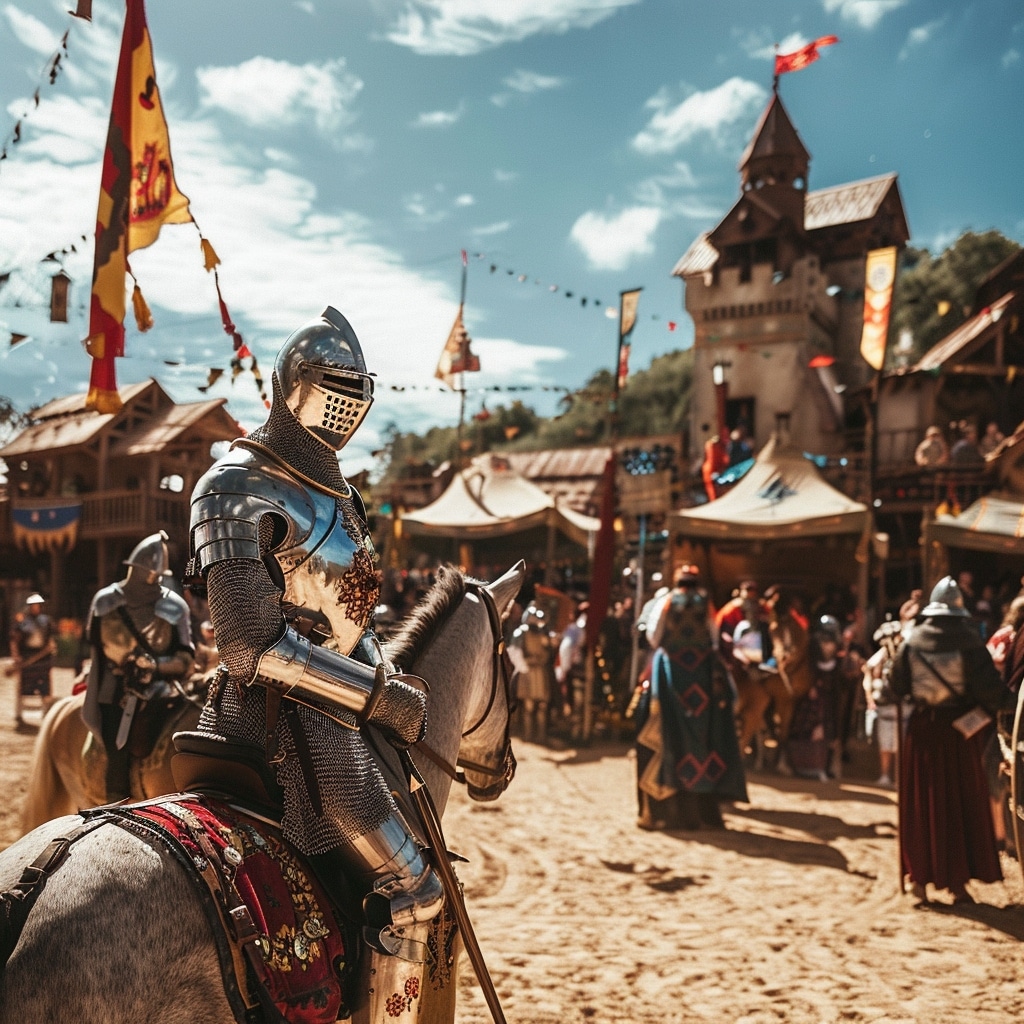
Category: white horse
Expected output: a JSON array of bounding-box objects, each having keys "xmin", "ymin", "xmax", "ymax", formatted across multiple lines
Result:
[{"xmin": 0, "ymin": 561, "xmax": 525, "ymax": 1024}]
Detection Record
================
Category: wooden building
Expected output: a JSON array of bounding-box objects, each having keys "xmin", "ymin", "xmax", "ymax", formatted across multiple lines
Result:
[
  {"xmin": 672, "ymin": 88, "xmax": 909, "ymax": 461},
  {"xmin": 0, "ymin": 378, "xmax": 242, "ymax": 624}
]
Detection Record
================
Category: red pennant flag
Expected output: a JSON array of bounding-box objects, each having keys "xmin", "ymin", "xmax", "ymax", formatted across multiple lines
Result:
[
  {"xmin": 775, "ymin": 35, "xmax": 839, "ymax": 77},
  {"xmin": 85, "ymin": 0, "xmax": 193, "ymax": 413}
]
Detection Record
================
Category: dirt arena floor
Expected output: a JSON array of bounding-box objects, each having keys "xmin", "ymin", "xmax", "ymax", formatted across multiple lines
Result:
[{"xmin": 2, "ymin": 664, "xmax": 1021, "ymax": 1024}]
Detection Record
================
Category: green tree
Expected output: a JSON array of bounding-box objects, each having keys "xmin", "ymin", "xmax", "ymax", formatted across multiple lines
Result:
[
  {"xmin": 890, "ymin": 230, "xmax": 1021, "ymax": 366},
  {"xmin": 0, "ymin": 395, "xmax": 29, "ymax": 445}
]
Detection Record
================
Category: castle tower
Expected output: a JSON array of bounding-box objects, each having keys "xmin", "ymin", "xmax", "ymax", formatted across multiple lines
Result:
[{"xmin": 673, "ymin": 90, "xmax": 908, "ymax": 464}]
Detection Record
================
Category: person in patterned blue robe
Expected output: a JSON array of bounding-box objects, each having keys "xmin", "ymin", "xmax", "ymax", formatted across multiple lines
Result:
[{"xmin": 636, "ymin": 564, "xmax": 748, "ymax": 830}]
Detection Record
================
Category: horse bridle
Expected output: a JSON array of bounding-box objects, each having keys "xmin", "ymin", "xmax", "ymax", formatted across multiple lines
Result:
[{"xmin": 413, "ymin": 581, "xmax": 518, "ymax": 800}]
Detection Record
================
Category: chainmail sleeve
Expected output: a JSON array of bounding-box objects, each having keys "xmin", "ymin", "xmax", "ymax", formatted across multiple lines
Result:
[{"xmin": 204, "ymin": 513, "xmax": 284, "ymax": 687}]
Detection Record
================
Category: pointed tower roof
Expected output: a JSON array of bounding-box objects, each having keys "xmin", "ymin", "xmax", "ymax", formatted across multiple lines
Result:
[{"xmin": 738, "ymin": 90, "xmax": 810, "ymax": 185}]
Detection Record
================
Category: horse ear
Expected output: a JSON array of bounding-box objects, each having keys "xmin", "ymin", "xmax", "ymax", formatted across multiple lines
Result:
[{"xmin": 486, "ymin": 560, "xmax": 526, "ymax": 621}]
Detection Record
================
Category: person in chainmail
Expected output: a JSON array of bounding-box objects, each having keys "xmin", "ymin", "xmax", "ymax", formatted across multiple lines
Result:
[
  {"xmin": 82, "ymin": 531, "xmax": 195, "ymax": 800},
  {"xmin": 184, "ymin": 306, "xmax": 442, "ymax": 958}
]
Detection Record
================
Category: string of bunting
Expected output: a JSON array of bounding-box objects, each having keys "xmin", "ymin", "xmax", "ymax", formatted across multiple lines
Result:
[
  {"xmin": 465, "ymin": 250, "xmax": 680, "ymax": 333},
  {"xmin": 0, "ymin": 27, "xmax": 71, "ymax": 172}
]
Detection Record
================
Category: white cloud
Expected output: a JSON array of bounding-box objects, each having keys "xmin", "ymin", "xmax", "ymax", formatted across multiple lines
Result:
[
  {"xmin": 412, "ymin": 104, "xmax": 464, "ymax": 128},
  {"xmin": 2, "ymin": 4, "xmax": 60, "ymax": 55},
  {"xmin": 403, "ymin": 191, "xmax": 450, "ymax": 225},
  {"xmin": 570, "ymin": 206, "xmax": 661, "ymax": 271},
  {"xmin": 504, "ymin": 69, "xmax": 565, "ymax": 93},
  {"xmin": 472, "ymin": 220, "xmax": 511, "ymax": 235},
  {"xmin": 492, "ymin": 67, "xmax": 566, "ymax": 106},
  {"xmin": 899, "ymin": 17, "xmax": 945, "ymax": 59},
  {"xmin": 384, "ymin": 0, "xmax": 639, "ymax": 57},
  {"xmin": 493, "ymin": 168, "xmax": 518, "ymax": 183},
  {"xmin": 737, "ymin": 29, "xmax": 809, "ymax": 61},
  {"xmin": 821, "ymin": 0, "xmax": 907, "ymax": 31},
  {"xmin": 294, "ymin": 1, "xmax": 315, "ymax": 13},
  {"xmin": 0, "ymin": 87, "xmax": 560, "ymax": 470},
  {"xmin": 454, "ymin": 193, "xmax": 475, "ymax": 206},
  {"xmin": 632, "ymin": 77, "xmax": 766, "ymax": 156},
  {"xmin": 197, "ymin": 56, "xmax": 364, "ymax": 140},
  {"xmin": 1003, "ymin": 48, "xmax": 1020, "ymax": 68},
  {"xmin": 631, "ymin": 162, "xmax": 720, "ymax": 220}
]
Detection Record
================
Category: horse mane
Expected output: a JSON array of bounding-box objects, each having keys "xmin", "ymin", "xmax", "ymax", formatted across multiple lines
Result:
[{"xmin": 385, "ymin": 564, "xmax": 469, "ymax": 670}]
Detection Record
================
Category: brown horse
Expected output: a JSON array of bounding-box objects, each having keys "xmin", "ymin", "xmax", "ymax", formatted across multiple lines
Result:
[
  {"xmin": 20, "ymin": 685, "xmax": 206, "ymax": 834},
  {"xmin": 732, "ymin": 591, "xmax": 813, "ymax": 772}
]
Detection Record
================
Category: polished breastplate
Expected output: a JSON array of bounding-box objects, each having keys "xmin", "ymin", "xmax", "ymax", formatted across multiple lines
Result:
[
  {"xmin": 98, "ymin": 612, "xmax": 175, "ymax": 668},
  {"xmin": 190, "ymin": 443, "xmax": 380, "ymax": 657}
]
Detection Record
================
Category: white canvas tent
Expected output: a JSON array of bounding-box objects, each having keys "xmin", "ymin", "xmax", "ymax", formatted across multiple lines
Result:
[
  {"xmin": 925, "ymin": 493, "xmax": 1024, "ymax": 556},
  {"xmin": 672, "ymin": 437, "xmax": 868, "ymax": 540},
  {"xmin": 400, "ymin": 454, "xmax": 599, "ymax": 546}
]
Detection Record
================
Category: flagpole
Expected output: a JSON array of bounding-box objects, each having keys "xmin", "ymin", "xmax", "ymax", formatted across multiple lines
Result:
[{"xmin": 456, "ymin": 255, "xmax": 468, "ymax": 465}]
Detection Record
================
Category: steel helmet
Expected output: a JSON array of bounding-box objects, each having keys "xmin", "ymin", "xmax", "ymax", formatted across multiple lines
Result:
[
  {"xmin": 124, "ymin": 530, "xmax": 172, "ymax": 583},
  {"xmin": 920, "ymin": 576, "xmax": 970, "ymax": 617},
  {"xmin": 813, "ymin": 615, "xmax": 842, "ymax": 643},
  {"xmin": 275, "ymin": 306, "xmax": 374, "ymax": 452}
]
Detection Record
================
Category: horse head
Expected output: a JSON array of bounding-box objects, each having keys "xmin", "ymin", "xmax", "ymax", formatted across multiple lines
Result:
[{"xmin": 386, "ymin": 561, "xmax": 525, "ymax": 807}]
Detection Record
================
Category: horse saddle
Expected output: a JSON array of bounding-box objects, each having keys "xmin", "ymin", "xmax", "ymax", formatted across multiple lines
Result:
[{"xmin": 100, "ymin": 793, "xmax": 356, "ymax": 1024}]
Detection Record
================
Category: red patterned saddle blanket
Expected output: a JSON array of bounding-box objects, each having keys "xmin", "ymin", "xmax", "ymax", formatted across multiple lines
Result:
[{"xmin": 103, "ymin": 795, "xmax": 353, "ymax": 1024}]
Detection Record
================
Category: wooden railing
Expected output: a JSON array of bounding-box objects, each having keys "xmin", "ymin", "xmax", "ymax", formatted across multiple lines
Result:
[{"xmin": 0, "ymin": 488, "xmax": 191, "ymax": 545}]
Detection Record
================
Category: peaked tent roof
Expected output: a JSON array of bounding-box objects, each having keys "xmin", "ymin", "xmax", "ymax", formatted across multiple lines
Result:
[
  {"xmin": 925, "ymin": 493, "xmax": 1024, "ymax": 555},
  {"xmin": 400, "ymin": 454, "xmax": 600, "ymax": 545},
  {"xmin": 671, "ymin": 437, "xmax": 868, "ymax": 539}
]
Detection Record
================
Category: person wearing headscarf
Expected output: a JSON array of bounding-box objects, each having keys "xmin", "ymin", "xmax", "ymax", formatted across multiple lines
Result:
[{"xmin": 635, "ymin": 564, "xmax": 747, "ymax": 830}]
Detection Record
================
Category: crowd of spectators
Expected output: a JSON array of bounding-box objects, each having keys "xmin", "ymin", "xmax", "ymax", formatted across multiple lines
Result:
[{"xmin": 914, "ymin": 419, "xmax": 1004, "ymax": 468}]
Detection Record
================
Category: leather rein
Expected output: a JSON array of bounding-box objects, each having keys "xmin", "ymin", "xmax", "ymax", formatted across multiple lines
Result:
[{"xmin": 413, "ymin": 581, "xmax": 517, "ymax": 795}]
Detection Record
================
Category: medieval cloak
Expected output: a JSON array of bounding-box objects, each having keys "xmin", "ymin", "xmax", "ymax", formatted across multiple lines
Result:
[
  {"xmin": 640, "ymin": 589, "xmax": 748, "ymax": 805},
  {"xmin": 890, "ymin": 616, "xmax": 1010, "ymax": 891}
]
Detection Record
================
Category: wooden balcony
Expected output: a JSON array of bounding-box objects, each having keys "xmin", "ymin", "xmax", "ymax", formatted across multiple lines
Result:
[{"xmin": 0, "ymin": 488, "xmax": 191, "ymax": 545}]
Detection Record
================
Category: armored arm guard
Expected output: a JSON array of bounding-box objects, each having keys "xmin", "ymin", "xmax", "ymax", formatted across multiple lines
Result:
[{"xmin": 257, "ymin": 625, "xmax": 426, "ymax": 745}]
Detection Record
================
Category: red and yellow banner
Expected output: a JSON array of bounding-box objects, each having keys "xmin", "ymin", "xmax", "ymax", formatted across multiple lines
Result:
[
  {"xmin": 860, "ymin": 246, "xmax": 898, "ymax": 371},
  {"xmin": 86, "ymin": 0, "xmax": 192, "ymax": 413},
  {"xmin": 775, "ymin": 35, "xmax": 839, "ymax": 77},
  {"xmin": 434, "ymin": 304, "xmax": 480, "ymax": 390}
]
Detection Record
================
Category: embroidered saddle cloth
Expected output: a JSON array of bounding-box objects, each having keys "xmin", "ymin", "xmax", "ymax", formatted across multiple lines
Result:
[{"xmin": 101, "ymin": 794, "xmax": 353, "ymax": 1024}]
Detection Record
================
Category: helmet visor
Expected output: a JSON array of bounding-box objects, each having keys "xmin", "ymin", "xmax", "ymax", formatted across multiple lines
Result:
[{"xmin": 286, "ymin": 361, "xmax": 374, "ymax": 450}]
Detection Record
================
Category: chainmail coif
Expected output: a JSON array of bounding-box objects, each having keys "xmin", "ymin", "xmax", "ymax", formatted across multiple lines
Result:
[{"xmin": 248, "ymin": 374, "xmax": 349, "ymax": 492}]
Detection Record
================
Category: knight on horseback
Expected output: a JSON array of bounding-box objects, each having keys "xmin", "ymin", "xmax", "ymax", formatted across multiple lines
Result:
[
  {"xmin": 82, "ymin": 531, "xmax": 195, "ymax": 802},
  {"xmin": 185, "ymin": 306, "xmax": 443, "ymax": 959}
]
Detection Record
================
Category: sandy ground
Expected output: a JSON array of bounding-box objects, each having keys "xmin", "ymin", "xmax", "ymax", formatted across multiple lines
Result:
[{"xmin": 1, "ymin": 663, "xmax": 1021, "ymax": 1024}]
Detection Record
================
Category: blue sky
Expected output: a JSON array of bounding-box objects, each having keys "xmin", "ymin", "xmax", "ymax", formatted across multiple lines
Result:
[{"xmin": 1, "ymin": 0, "xmax": 1021, "ymax": 472}]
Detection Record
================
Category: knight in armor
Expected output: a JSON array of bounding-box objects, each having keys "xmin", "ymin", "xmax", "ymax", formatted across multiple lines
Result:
[
  {"xmin": 889, "ymin": 576, "xmax": 1011, "ymax": 904},
  {"xmin": 82, "ymin": 531, "xmax": 195, "ymax": 801},
  {"xmin": 509, "ymin": 604, "xmax": 555, "ymax": 742},
  {"xmin": 185, "ymin": 306, "xmax": 443, "ymax": 958}
]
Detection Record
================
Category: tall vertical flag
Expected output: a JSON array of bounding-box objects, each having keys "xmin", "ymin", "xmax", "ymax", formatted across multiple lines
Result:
[
  {"xmin": 860, "ymin": 246, "xmax": 898, "ymax": 371},
  {"xmin": 774, "ymin": 35, "xmax": 839, "ymax": 82},
  {"xmin": 435, "ymin": 250, "xmax": 480, "ymax": 389},
  {"xmin": 85, "ymin": 0, "xmax": 193, "ymax": 413},
  {"xmin": 615, "ymin": 288, "xmax": 642, "ymax": 397}
]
